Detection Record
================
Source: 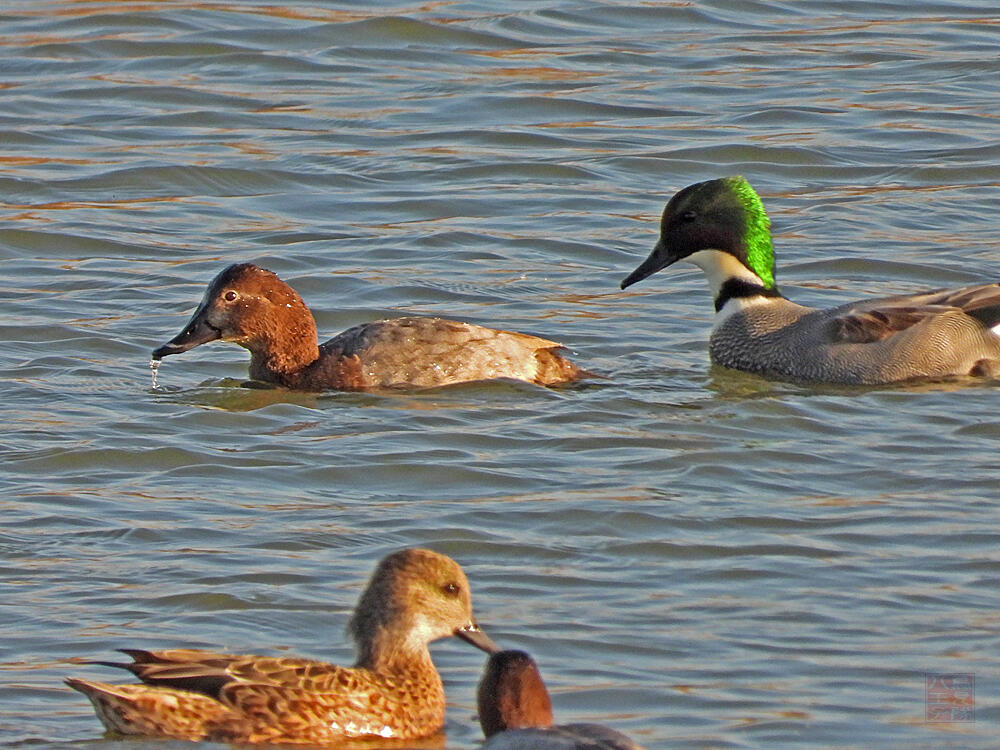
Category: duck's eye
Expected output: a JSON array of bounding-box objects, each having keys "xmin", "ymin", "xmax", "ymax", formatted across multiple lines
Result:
[
  {"xmin": 681, "ymin": 210, "xmax": 697, "ymax": 222},
  {"xmin": 441, "ymin": 582, "xmax": 460, "ymax": 597},
  {"xmin": 223, "ymin": 290, "xmax": 238, "ymax": 302}
]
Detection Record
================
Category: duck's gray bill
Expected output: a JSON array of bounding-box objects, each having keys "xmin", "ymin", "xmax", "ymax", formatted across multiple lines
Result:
[
  {"xmin": 620, "ymin": 238, "xmax": 674, "ymax": 289},
  {"xmin": 152, "ymin": 304, "xmax": 221, "ymax": 360},
  {"xmin": 455, "ymin": 623, "xmax": 501, "ymax": 654}
]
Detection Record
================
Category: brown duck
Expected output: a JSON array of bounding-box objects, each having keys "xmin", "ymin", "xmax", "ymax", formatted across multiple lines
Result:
[
  {"xmin": 67, "ymin": 548, "xmax": 498, "ymax": 744},
  {"xmin": 151, "ymin": 263, "xmax": 583, "ymax": 390}
]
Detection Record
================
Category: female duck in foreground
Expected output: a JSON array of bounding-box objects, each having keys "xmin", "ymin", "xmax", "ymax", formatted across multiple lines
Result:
[
  {"xmin": 67, "ymin": 548, "xmax": 497, "ymax": 744},
  {"xmin": 620, "ymin": 177, "xmax": 1000, "ymax": 385},
  {"xmin": 477, "ymin": 650, "xmax": 644, "ymax": 750},
  {"xmin": 152, "ymin": 263, "xmax": 582, "ymax": 390}
]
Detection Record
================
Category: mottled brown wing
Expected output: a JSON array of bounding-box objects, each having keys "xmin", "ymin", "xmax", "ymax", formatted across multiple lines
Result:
[
  {"xmin": 123, "ymin": 650, "xmax": 334, "ymax": 697},
  {"xmin": 224, "ymin": 656, "xmax": 366, "ymax": 692},
  {"xmin": 123, "ymin": 647, "xmax": 239, "ymax": 664},
  {"xmin": 218, "ymin": 668, "xmax": 434, "ymax": 743},
  {"xmin": 119, "ymin": 649, "xmax": 240, "ymax": 694}
]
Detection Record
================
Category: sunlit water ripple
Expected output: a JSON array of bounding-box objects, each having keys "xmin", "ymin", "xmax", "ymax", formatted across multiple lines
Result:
[{"xmin": 2, "ymin": 2, "xmax": 999, "ymax": 748}]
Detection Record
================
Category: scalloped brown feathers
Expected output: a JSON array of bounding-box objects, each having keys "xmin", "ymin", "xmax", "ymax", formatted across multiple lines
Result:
[{"xmin": 67, "ymin": 549, "xmax": 496, "ymax": 744}]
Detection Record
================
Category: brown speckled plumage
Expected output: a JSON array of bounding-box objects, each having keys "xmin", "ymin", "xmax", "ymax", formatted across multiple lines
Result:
[
  {"xmin": 67, "ymin": 548, "xmax": 498, "ymax": 745},
  {"xmin": 152, "ymin": 263, "xmax": 583, "ymax": 390}
]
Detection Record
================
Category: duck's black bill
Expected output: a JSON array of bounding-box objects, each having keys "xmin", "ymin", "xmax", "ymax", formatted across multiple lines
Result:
[
  {"xmin": 455, "ymin": 623, "xmax": 501, "ymax": 654},
  {"xmin": 151, "ymin": 305, "xmax": 221, "ymax": 360},
  {"xmin": 620, "ymin": 238, "xmax": 677, "ymax": 290}
]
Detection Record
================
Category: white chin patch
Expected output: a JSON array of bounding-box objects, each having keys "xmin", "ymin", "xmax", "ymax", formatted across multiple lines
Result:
[{"xmin": 686, "ymin": 248, "xmax": 765, "ymax": 299}]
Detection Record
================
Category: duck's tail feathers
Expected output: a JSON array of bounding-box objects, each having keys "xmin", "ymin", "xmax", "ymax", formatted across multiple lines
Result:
[
  {"xmin": 533, "ymin": 348, "xmax": 591, "ymax": 385},
  {"xmin": 66, "ymin": 677, "xmax": 229, "ymax": 739}
]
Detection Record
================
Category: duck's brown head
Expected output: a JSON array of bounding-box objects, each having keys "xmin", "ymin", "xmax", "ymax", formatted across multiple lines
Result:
[
  {"xmin": 349, "ymin": 548, "xmax": 498, "ymax": 671},
  {"xmin": 477, "ymin": 650, "xmax": 554, "ymax": 736},
  {"xmin": 152, "ymin": 263, "xmax": 319, "ymax": 377}
]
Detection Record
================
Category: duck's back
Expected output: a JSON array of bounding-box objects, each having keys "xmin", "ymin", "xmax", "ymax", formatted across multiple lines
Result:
[
  {"xmin": 313, "ymin": 317, "xmax": 581, "ymax": 389},
  {"xmin": 481, "ymin": 724, "xmax": 644, "ymax": 750},
  {"xmin": 710, "ymin": 287, "xmax": 1000, "ymax": 384}
]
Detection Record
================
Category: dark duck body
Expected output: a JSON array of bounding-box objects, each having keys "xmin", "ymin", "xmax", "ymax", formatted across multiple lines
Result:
[
  {"xmin": 152, "ymin": 263, "xmax": 583, "ymax": 390},
  {"xmin": 620, "ymin": 177, "xmax": 1000, "ymax": 385},
  {"xmin": 477, "ymin": 650, "xmax": 644, "ymax": 750}
]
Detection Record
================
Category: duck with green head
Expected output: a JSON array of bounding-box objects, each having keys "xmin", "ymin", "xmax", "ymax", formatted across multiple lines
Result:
[{"xmin": 621, "ymin": 177, "xmax": 1000, "ymax": 385}]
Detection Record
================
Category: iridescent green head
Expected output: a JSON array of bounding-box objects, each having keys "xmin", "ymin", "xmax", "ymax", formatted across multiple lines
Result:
[{"xmin": 620, "ymin": 176, "xmax": 777, "ymax": 290}]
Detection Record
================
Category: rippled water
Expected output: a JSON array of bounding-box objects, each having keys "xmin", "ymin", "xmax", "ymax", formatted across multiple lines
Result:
[{"xmin": 3, "ymin": 2, "xmax": 999, "ymax": 748}]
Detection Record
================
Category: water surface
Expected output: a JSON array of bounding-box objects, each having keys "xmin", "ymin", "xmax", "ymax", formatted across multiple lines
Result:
[{"xmin": 2, "ymin": 2, "xmax": 999, "ymax": 748}]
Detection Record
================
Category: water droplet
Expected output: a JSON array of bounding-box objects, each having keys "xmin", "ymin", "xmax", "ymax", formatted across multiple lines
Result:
[{"xmin": 149, "ymin": 358, "xmax": 161, "ymax": 389}]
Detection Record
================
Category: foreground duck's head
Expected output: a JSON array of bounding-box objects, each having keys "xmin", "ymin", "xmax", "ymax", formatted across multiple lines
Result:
[
  {"xmin": 349, "ymin": 548, "xmax": 499, "ymax": 671},
  {"xmin": 477, "ymin": 650, "xmax": 554, "ymax": 735},
  {"xmin": 152, "ymin": 263, "xmax": 318, "ymax": 368},
  {"xmin": 620, "ymin": 177, "xmax": 777, "ymax": 299}
]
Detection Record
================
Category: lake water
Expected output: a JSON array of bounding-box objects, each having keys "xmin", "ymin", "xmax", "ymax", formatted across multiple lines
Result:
[{"xmin": 2, "ymin": 2, "xmax": 998, "ymax": 748}]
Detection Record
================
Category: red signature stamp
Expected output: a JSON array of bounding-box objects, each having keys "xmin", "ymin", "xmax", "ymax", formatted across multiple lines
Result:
[{"xmin": 926, "ymin": 674, "xmax": 974, "ymax": 723}]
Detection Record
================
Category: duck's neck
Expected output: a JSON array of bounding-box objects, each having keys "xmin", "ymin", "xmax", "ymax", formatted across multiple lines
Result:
[
  {"xmin": 353, "ymin": 629, "xmax": 446, "ymax": 735},
  {"xmin": 686, "ymin": 249, "xmax": 783, "ymax": 315},
  {"xmin": 354, "ymin": 627, "xmax": 438, "ymax": 678},
  {"xmin": 245, "ymin": 307, "xmax": 320, "ymax": 384}
]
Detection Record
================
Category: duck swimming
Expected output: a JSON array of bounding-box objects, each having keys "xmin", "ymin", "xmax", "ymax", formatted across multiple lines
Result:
[
  {"xmin": 66, "ymin": 548, "xmax": 498, "ymax": 744},
  {"xmin": 152, "ymin": 263, "xmax": 583, "ymax": 390},
  {"xmin": 620, "ymin": 176, "xmax": 1000, "ymax": 385},
  {"xmin": 477, "ymin": 650, "xmax": 644, "ymax": 750}
]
